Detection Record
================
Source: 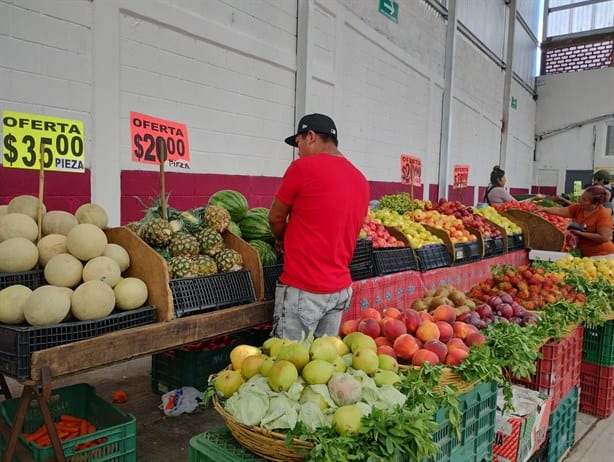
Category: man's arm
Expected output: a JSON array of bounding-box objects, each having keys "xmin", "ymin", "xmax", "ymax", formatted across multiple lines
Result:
[{"xmin": 269, "ymin": 199, "xmax": 290, "ymax": 249}]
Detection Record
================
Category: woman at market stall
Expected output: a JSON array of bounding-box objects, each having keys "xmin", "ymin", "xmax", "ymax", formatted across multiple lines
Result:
[
  {"xmin": 537, "ymin": 186, "xmax": 614, "ymax": 258},
  {"xmin": 483, "ymin": 166, "xmax": 542, "ymax": 205}
]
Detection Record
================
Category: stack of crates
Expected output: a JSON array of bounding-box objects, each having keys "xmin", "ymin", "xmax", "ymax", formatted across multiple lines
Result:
[
  {"xmin": 580, "ymin": 320, "xmax": 614, "ymax": 418},
  {"xmin": 511, "ymin": 326, "xmax": 583, "ymax": 410}
]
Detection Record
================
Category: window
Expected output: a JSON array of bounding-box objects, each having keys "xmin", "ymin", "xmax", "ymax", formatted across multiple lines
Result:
[{"xmin": 606, "ymin": 125, "xmax": 614, "ymax": 157}]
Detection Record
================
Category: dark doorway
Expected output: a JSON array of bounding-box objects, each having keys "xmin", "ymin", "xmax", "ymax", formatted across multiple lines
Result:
[{"xmin": 564, "ymin": 170, "xmax": 593, "ymax": 194}]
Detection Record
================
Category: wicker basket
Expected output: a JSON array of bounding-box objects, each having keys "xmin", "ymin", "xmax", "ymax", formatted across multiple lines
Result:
[
  {"xmin": 398, "ymin": 365, "xmax": 477, "ymax": 395},
  {"xmin": 213, "ymin": 396, "xmax": 312, "ymax": 461},
  {"xmin": 600, "ymin": 311, "xmax": 614, "ymax": 321}
]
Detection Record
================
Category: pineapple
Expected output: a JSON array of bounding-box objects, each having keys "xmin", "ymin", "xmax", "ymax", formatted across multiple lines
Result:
[
  {"xmin": 125, "ymin": 221, "xmax": 142, "ymax": 235},
  {"xmin": 168, "ymin": 256, "xmax": 197, "ymax": 278},
  {"xmin": 141, "ymin": 217, "xmax": 173, "ymax": 246},
  {"xmin": 169, "ymin": 232, "xmax": 200, "ymax": 257},
  {"xmin": 197, "ymin": 228, "xmax": 225, "ymax": 256},
  {"xmin": 180, "ymin": 210, "xmax": 203, "ymax": 234},
  {"xmin": 202, "ymin": 205, "xmax": 231, "ymax": 233},
  {"xmin": 192, "ymin": 255, "xmax": 218, "ymax": 276},
  {"xmin": 153, "ymin": 245, "xmax": 172, "ymax": 261},
  {"xmin": 215, "ymin": 248, "xmax": 243, "ymax": 272}
]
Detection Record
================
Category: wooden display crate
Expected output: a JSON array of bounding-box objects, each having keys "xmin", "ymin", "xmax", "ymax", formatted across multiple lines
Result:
[
  {"xmin": 500, "ymin": 210, "xmax": 565, "ymax": 251},
  {"xmin": 422, "ymin": 224, "xmax": 482, "ymax": 264}
]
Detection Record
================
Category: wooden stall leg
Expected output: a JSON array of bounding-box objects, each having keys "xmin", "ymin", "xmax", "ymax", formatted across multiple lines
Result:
[
  {"xmin": 37, "ymin": 367, "xmax": 65, "ymax": 462},
  {"xmin": 0, "ymin": 375, "xmax": 12, "ymax": 400},
  {"xmin": 2, "ymin": 386, "xmax": 34, "ymax": 462}
]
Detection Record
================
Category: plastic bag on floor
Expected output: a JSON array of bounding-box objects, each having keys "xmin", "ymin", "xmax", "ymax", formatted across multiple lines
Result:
[{"xmin": 160, "ymin": 386, "xmax": 203, "ymax": 416}]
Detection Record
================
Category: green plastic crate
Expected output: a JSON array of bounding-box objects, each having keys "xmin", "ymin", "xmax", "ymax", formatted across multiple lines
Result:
[
  {"xmin": 415, "ymin": 381, "xmax": 498, "ymax": 462},
  {"xmin": 189, "ymin": 426, "xmax": 265, "ymax": 462},
  {"xmin": 0, "ymin": 383, "xmax": 136, "ymax": 462},
  {"xmin": 546, "ymin": 386, "xmax": 578, "ymax": 462},
  {"xmin": 583, "ymin": 320, "xmax": 614, "ymax": 366}
]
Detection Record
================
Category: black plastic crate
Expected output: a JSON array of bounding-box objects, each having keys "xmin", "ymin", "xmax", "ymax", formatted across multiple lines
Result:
[
  {"xmin": 372, "ymin": 248, "xmax": 418, "ymax": 275},
  {"xmin": 508, "ymin": 232, "xmax": 525, "ymax": 251},
  {"xmin": 170, "ymin": 270, "xmax": 256, "ymax": 318},
  {"xmin": 0, "ymin": 269, "xmax": 46, "ymax": 290},
  {"xmin": 484, "ymin": 236, "xmax": 505, "ymax": 257},
  {"xmin": 262, "ymin": 264, "xmax": 283, "ymax": 301},
  {"xmin": 453, "ymin": 241, "xmax": 482, "ymax": 265},
  {"xmin": 416, "ymin": 244, "xmax": 452, "ymax": 272},
  {"xmin": 0, "ymin": 306, "xmax": 156, "ymax": 380},
  {"xmin": 349, "ymin": 239, "xmax": 375, "ymax": 281}
]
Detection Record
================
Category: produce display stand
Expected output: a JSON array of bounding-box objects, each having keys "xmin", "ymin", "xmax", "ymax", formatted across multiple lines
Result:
[
  {"xmin": 422, "ymin": 224, "xmax": 483, "ymax": 265},
  {"xmin": 0, "ymin": 300, "xmax": 274, "ymax": 462},
  {"xmin": 500, "ymin": 210, "xmax": 565, "ymax": 251}
]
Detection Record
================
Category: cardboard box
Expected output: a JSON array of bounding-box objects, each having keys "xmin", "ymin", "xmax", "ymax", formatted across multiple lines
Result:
[{"xmin": 493, "ymin": 385, "xmax": 552, "ymax": 462}]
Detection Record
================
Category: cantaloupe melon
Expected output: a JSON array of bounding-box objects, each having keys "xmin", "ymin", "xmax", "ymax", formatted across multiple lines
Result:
[
  {"xmin": 103, "ymin": 243, "xmax": 130, "ymax": 272},
  {"xmin": 0, "ymin": 205, "xmax": 8, "ymax": 217},
  {"xmin": 42, "ymin": 211, "xmax": 78, "ymax": 236},
  {"xmin": 0, "ymin": 284, "xmax": 32, "ymax": 324},
  {"xmin": 44, "ymin": 253, "xmax": 83, "ymax": 288},
  {"xmin": 71, "ymin": 280, "xmax": 115, "ymax": 320},
  {"xmin": 57, "ymin": 287, "xmax": 74, "ymax": 321},
  {"xmin": 8, "ymin": 195, "xmax": 45, "ymax": 221},
  {"xmin": 0, "ymin": 237, "xmax": 39, "ymax": 273},
  {"xmin": 0, "ymin": 213, "xmax": 39, "ymax": 242},
  {"xmin": 82, "ymin": 256, "xmax": 121, "ymax": 287},
  {"xmin": 37, "ymin": 234, "xmax": 67, "ymax": 266},
  {"xmin": 75, "ymin": 203, "xmax": 108, "ymax": 229},
  {"xmin": 113, "ymin": 277, "xmax": 148, "ymax": 310},
  {"xmin": 22, "ymin": 286, "xmax": 71, "ymax": 326},
  {"xmin": 66, "ymin": 223, "xmax": 107, "ymax": 261}
]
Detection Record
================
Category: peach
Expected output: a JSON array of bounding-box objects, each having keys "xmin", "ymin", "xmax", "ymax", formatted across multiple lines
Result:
[
  {"xmin": 358, "ymin": 318, "xmax": 381, "ymax": 339},
  {"xmin": 436, "ymin": 321, "xmax": 454, "ymax": 343},
  {"xmin": 431, "ymin": 304, "xmax": 456, "ymax": 324},
  {"xmin": 382, "ymin": 318, "xmax": 407, "ymax": 342},
  {"xmin": 419, "ymin": 311, "xmax": 434, "ymax": 323},
  {"xmin": 465, "ymin": 324, "xmax": 480, "ymax": 335},
  {"xmin": 446, "ymin": 337, "xmax": 469, "ymax": 353},
  {"xmin": 377, "ymin": 344, "xmax": 397, "ymax": 359},
  {"xmin": 416, "ymin": 321, "xmax": 440, "ymax": 343},
  {"xmin": 402, "ymin": 309, "xmax": 421, "ymax": 334},
  {"xmin": 445, "ymin": 348, "xmax": 469, "ymax": 366},
  {"xmin": 374, "ymin": 336, "xmax": 393, "ymax": 347},
  {"xmin": 392, "ymin": 334, "xmax": 420, "ymax": 362},
  {"xmin": 452, "ymin": 321, "xmax": 470, "ymax": 340},
  {"xmin": 383, "ymin": 307, "xmax": 402, "ymax": 319},
  {"xmin": 340, "ymin": 319, "xmax": 360, "ymax": 336},
  {"xmin": 360, "ymin": 308, "xmax": 382, "ymax": 322},
  {"xmin": 412, "ymin": 349, "xmax": 440, "ymax": 366},
  {"xmin": 423, "ymin": 339, "xmax": 448, "ymax": 362},
  {"xmin": 465, "ymin": 332, "xmax": 486, "ymax": 347}
]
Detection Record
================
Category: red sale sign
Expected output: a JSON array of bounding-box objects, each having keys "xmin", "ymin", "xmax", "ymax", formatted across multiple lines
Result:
[
  {"xmin": 453, "ymin": 164, "xmax": 469, "ymax": 188},
  {"xmin": 130, "ymin": 112, "xmax": 190, "ymax": 167},
  {"xmin": 400, "ymin": 154, "xmax": 422, "ymax": 186}
]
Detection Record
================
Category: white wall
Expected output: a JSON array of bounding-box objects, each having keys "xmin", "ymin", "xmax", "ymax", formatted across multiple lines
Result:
[
  {"xmin": 535, "ymin": 67, "xmax": 614, "ymax": 192},
  {"xmin": 1, "ymin": 0, "xmax": 538, "ymax": 222}
]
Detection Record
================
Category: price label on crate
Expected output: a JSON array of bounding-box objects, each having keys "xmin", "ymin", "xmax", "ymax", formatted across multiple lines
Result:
[
  {"xmin": 400, "ymin": 154, "xmax": 422, "ymax": 186},
  {"xmin": 453, "ymin": 164, "xmax": 469, "ymax": 188},
  {"xmin": 130, "ymin": 112, "xmax": 190, "ymax": 168},
  {"xmin": 455, "ymin": 247, "xmax": 466, "ymax": 260},
  {"xmin": 2, "ymin": 111, "xmax": 85, "ymax": 172}
]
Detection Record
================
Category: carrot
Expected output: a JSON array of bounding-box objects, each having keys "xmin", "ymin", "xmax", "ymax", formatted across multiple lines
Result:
[
  {"xmin": 34, "ymin": 434, "xmax": 51, "ymax": 447},
  {"xmin": 59, "ymin": 414, "xmax": 83, "ymax": 424},
  {"xmin": 24, "ymin": 424, "xmax": 47, "ymax": 442},
  {"xmin": 87, "ymin": 424, "xmax": 96, "ymax": 434},
  {"xmin": 79, "ymin": 419, "xmax": 89, "ymax": 436}
]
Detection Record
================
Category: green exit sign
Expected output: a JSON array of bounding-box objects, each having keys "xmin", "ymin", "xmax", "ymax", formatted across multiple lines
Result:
[
  {"xmin": 379, "ymin": 0, "xmax": 398, "ymax": 23},
  {"xmin": 511, "ymin": 96, "xmax": 518, "ymax": 109}
]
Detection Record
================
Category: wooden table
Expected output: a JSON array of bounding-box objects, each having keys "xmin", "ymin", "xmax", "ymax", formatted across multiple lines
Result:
[{"xmin": 0, "ymin": 300, "xmax": 274, "ymax": 462}]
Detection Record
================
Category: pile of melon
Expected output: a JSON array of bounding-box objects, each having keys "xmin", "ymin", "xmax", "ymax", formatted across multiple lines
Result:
[{"xmin": 0, "ymin": 195, "xmax": 149, "ymax": 327}]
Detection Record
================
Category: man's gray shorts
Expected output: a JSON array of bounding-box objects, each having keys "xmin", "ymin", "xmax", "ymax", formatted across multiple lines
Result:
[{"xmin": 271, "ymin": 283, "xmax": 352, "ymax": 341}]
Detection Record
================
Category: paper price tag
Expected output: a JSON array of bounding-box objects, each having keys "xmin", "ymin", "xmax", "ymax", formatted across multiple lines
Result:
[
  {"xmin": 130, "ymin": 112, "xmax": 190, "ymax": 168},
  {"xmin": 2, "ymin": 111, "xmax": 85, "ymax": 172},
  {"xmin": 400, "ymin": 154, "xmax": 422, "ymax": 186},
  {"xmin": 453, "ymin": 164, "xmax": 469, "ymax": 188}
]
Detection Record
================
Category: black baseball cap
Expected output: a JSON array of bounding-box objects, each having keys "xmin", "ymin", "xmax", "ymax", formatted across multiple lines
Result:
[
  {"xmin": 284, "ymin": 113, "xmax": 338, "ymax": 147},
  {"xmin": 593, "ymin": 170, "xmax": 611, "ymax": 182}
]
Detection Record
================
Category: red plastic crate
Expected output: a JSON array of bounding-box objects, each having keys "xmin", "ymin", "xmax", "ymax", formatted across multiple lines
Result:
[
  {"xmin": 579, "ymin": 361, "xmax": 614, "ymax": 418},
  {"xmin": 511, "ymin": 326, "xmax": 583, "ymax": 409}
]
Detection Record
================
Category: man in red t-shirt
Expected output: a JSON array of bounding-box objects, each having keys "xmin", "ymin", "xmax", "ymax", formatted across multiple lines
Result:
[{"xmin": 269, "ymin": 113, "xmax": 370, "ymax": 340}]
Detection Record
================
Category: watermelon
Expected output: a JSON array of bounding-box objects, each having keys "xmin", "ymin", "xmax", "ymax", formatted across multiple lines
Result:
[
  {"xmin": 239, "ymin": 210, "xmax": 274, "ymax": 242},
  {"xmin": 227, "ymin": 221, "xmax": 242, "ymax": 237},
  {"xmin": 249, "ymin": 239, "xmax": 278, "ymax": 266},
  {"xmin": 249, "ymin": 207, "xmax": 269, "ymax": 216},
  {"xmin": 208, "ymin": 190, "xmax": 249, "ymax": 222}
]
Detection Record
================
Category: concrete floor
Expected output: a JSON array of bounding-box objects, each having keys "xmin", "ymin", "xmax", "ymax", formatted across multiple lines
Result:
[{"xmin": 3, "ymin": 357, "xmax": 614, "ymax": 461}]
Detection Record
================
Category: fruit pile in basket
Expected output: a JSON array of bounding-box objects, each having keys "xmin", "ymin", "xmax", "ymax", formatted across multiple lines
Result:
[
  {"xmin": 553, "ymin": 255, "xmax": 614, "ymax": 283},
  {"xmin": 493, "ymin": 201, "xmax": 570, "ymax": 232},
  {"xmin": 434, "ymin": 200, "xmax": 502, "ymax": 238},
  {"xmin": 467, "ymin": 265, "xmax": 585, "ymax": 310},
  {"xmin": 368, "ymin": 208, "xmax": 443, "ymax": 249},
  {"xmin": 406, "ymin": 209, "xmax": 478, "ymax": 244},
  {"xmin": 359, "ymin": 215, "xmax": 405, "ymax": 248},
  {"xmin": 473, "ymin": 205, "xmax": 522, "ymax": 235}
]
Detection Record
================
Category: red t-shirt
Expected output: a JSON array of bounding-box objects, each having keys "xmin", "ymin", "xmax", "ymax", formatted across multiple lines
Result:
[
  {"xmin": 568, "ymin": 204, "xmax": 614, "ymax": 257},
  {"xmin": 275, "ymin": 153, "xmax": 370, "ymax": 293}
]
